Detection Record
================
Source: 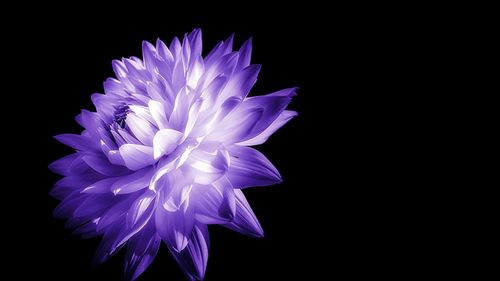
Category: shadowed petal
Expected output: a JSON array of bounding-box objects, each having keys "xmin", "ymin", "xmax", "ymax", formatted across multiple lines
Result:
[
  {"xmin": 54, "ymin": 134, "xmax": 95, "ymax": 151},
  {"xmin": 238, "ymin": 110, "xmax": 297, "ymax": 146},
  {"xmin": 124, "ymin": 221, "xmax": 161, "ymax": 281},
  {"xmin": 223, "ymin": 189, "xmax": 264, "ymax": 238},
  {"xmin": 226, "ymin": 145, "xmax": 282, "ymax": 188},
  {"xmin": 169, "ymin": 224, "xmax": 210, "ymax": 281},
  {"xmin": 193, "ymin": 178, "xmax": 236, "ymax": 224},
  {"xmin": 49, "ymin": 153, "xmax": 79, "ymax": 176},
  {"xmin": 111, "ymin": 168, "xmax": 154, "ymax": 195},
  {"xmin": 156, "ymin": 195, "xmax": 195, "ymax": 252},
  {"xmin": 82, "ymin": 155, "xmax": 127, "ymax": 176}
]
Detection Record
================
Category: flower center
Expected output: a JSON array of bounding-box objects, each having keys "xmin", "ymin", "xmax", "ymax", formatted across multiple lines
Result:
[{"xmin": 114, "ymin": 104, "xmax": 130, "ymax": 128}]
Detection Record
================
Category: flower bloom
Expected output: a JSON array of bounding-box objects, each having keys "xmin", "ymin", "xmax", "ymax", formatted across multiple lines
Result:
[{"xmin": 50, "ymin": 29, "xmax": 297, "ymax": 280}]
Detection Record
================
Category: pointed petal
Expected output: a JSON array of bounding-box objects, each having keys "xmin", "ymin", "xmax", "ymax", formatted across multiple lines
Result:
[
  {"xmin": 217, "ymin": 64, "xmax": 260, "ymax": 102},
  {"xmin": 193, "ymin": 178, "xmax": 236, "ymax": 224},
  {"xmin": 223, "ymin": 189, "xmax": 264, "ymax": 238},
  {"xmin": 205, "ymin": 33, "xmax": 234, "ymax": 66},
  {"xmin": 156, "ymin": 200, "xmax": 195, "ymax": 252},
  {"xmin": 124, "ymin": 223, "xmax": 161, "ymax": 281},
  {"xmin": 236, "ymin": 38, "xmax": 252, "ymax": 70},
  {"xmin": 93, "ymin": 224, "xmax": 127, "ymax": 265},
  {"xmin": 126, "ymin": 190, "xmax": 157, "ymax": 233},
  {"xmin": 142, "ymin": 40, "xmax": 159, "ymax": 73},
  {"xmin": 74, "ymin": 194, "xmax": 114, "ymax": 219},
  {"xmin": 187, "ymin": 28, "xmax": 202, "ymax": 59},
  {"xmin": 169, "ymin": 224, "xmax": 210, "ymax": 281},
  {"xmin": 54, "ymin": 134, "xmax": 94, "ymax": 151},
  {"xmin": 221, "ymin": 87, "xmax": 296, "ymax": 143},
  {"xmin": 82, "ymin": 177, "xmax": 118, "ymax": 194},
  {"xmin": 82, "ymin": 155, "xmax": 126, "ymax": 176},
  {"xmin": 237, "ymin": 110, "xmax": 297, "ymax": 146},
  {"xmin": 205, "ymin": 108, "xmax": 263, "ymax": 144},
  {"xmin": 156, "ymin": 38, "xmax": 174, "ymax": 63},
  {"xmin": 225, "ymin": 145, "xmax": 281, "ymax": 188},
  {"xmin": 49, "ymin": 153, "xmax": 79, "ymax": 176}
]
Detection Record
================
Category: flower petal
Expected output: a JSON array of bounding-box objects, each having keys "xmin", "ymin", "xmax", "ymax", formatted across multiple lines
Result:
[
  {"xmin": 111, "ymin": 168, "xmax": 155, "ymax": 195},
  {"xmin": 148, "ymin": 100, "xmax": 169, "ymax": 129},
  {"xmin": 222, "ymin": 88, "xmax": 296, "ymax": 143},
  {"xmin": 126, "ymin": 113, "xmax": 156, "ymax": 146},
  {"xmin": 225, "ymin": 145, "xmax": 282, "ymax": 188},
  {"xmin": 169, "ymin": 224, "xmax": 210, "ymax": 281},
  {"xmin": 236, "ymin": 38, "xmax": 252, "ymax": 71},
  {"xmin": 217, "ymin": 64, "xmax": 260, "ymax": 102},
  {"xmin": 223, "ymin": 189, "xmax": 264, "ymax": 238},
  {"xmin": 54, "ymin": 134, "xmax": 94, "ymax": 151},
  {"xmin": 81, "ymin": 177, "xmax": 118, "ymax": 194},
  {"xmin": 237, "ymin": 110, "xmax": 297, "ymax": 146},
  {"xmin": 124, "ymin": 222, "xmax": 161, "ymax": 281},
  {"xmin": 82, "ymin": 155, "xmax": 127, "ymax": 176},
  {"xmin": 93, "ymin": 223, "xmax": 127, "ymax": 265},
  {"xmin": 156, "ymin": 196, "xmax": 195, "ymax": 252},
  {"xmin": 193, "ymin": 178, "xmax": 236, "ymax": 224},
  {"xmin": 153, "ymin": 129, "xmax": 183, "ymax": 160},
  {"xmin": 49, "ymin": 153, "xmax": 79, "ymax": 176},
  {"xmin": 187, "ymin": 147, "xmax": 230, "ymax": 185},
  {"xmin": 205, "ymin": 108, "xmax": 263, "ymax": 144},
  {"xmin": 119, "ymin": 144, "xmax": 155, "ymax": 171}
]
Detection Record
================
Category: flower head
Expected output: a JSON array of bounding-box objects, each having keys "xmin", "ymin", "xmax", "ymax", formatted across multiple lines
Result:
[{"xmin": 50, "ymin": 28, "xmax": 297, "ymax": 280}]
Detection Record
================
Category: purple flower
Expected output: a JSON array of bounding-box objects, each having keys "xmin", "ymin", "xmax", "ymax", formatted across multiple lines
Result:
[{"xmin": 50, "ymin": 29, "xmax": 297, "ymax": 281}]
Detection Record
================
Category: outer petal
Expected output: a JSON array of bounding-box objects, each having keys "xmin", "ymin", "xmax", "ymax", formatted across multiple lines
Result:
[
  {"xmin": 223, "ymin": 189, "xmax": 264, "ymax": 238},
  {"xmin": 170, "ymin": 224, "xmax": 210, "ymax": 281},
  {"xmin": 221, "ymin": 87, "xmax": 296, "ymax": 143},
  {"xmin": 237, "ymin": 110, "xmax": 297, "ymax": 146},
  {"xmin": 111, "ymin": 167, "xmax": 155, "ymax": 195},
  {"xmin": 49, "ymin": 153, "xmax": 79, "ymax": 176},
  {"xmin": 193, "ymin": 178, "xmax": 236, "ymax": 224},
  {"xmin": 236, "ymin": 38, "xmax": 252, "ymax": 71},
  {"xmin": 225, "ymin": 145, "xmax": 282, "ymax": 188},
  {"xmin": 156, "ymin": 193, "xmax": 195, "ymax": 252},
  {"xmin": 124, "ymin": 221, "xmax": 161, "ymax": 281},
  {"xmin": 93, "ymin": 223, "xmax": 127, "ymax": 265},
  {"xmin": 216, "ymin": 64, "xmax": 261, "ymax": 103},
  {"xmin": 82, "ymin": 177, "xmax": 118, "ymax": 194},
  {"xmin": 205, "ymin": 108, "xmax": 263, "ymax": 144},
  {"xmin": 54, "ymin": 134, "xmax": 94, "ymax": 151},
  {"xmin": 82, "ymin": 155, "xmax": 127, "ymax": 176}
]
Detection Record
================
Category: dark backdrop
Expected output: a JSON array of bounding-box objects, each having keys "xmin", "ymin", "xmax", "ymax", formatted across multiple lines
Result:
[{"xmin": 8, "ymin": 5, "xmax": 415, "ymax": 281}]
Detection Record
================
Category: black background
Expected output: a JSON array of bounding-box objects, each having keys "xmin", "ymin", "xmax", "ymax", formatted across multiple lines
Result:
[{"xmin": 7, "ymin": 5, "xmax": 420, "ymax": 281}]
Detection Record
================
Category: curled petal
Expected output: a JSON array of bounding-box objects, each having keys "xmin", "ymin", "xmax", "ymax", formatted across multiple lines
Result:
[
  {"xmin": 153, "ymin": 129, "xmax": 183, "ymax": 160},
  {"xmin": 119, "ymin": 144, "xmax": 155, "ymax": 171}
]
